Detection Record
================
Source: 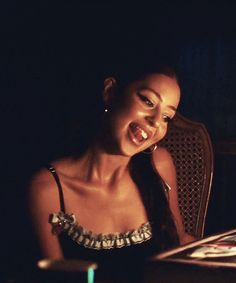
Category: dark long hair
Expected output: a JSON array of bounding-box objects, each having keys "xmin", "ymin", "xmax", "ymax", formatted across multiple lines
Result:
[
  {"xmin": 105, "ymin": 57, "xmax": 181, "ymax": 251},
  {"xmin": 130, "ymin": 153, "xmax": 180, "ymax": 252}
]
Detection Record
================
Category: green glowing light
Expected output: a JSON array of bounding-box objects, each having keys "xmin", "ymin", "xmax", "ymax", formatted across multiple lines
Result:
[{"xmin": 87, "ymin": 268, "xmax": 94, "ymax": 283}]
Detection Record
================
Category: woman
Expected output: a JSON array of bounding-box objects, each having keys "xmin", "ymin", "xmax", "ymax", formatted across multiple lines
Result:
[{"xmin": 28, "ymin": 63, "xmax": 195, "ymax": 278}]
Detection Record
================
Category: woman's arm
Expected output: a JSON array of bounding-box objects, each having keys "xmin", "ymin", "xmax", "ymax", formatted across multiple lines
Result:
[
  {"xmin": 152, "ymin": 147, "xmax": 196, "ymax": 245},
  {"xmin": 28, "ymin": 168, "xmax": 64, "ymax": 259}
]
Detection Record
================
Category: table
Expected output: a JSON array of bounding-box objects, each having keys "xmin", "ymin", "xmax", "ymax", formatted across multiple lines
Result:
[{"xmin": 144, "ymin": 229, "xmax": 236, "ymax": 283}]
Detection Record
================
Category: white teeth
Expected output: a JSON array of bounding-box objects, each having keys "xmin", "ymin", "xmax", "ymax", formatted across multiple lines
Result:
[
  {"xmin": 135, "ymin": 125, "xmax": 148, "ymax": 140},
  {"xmin": 141, "ymin": 130, "xmax": 148, "ymax": 139},
  {"xmin": 130, "ymin": 123, "xmax": 149, "ymax": 143}
]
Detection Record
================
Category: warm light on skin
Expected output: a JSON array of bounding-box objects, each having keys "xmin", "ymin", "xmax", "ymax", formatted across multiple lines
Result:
[
  {"xmin": 137, "ymin": 86, "xmax": 178, "ymax": 112},
  {"xmin": 103, "ymin": 73, "xmax": 180, "ymax": 157}
]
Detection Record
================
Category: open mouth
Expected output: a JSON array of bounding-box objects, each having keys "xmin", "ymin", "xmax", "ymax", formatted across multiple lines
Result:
[{"xmin": 129, "ymin": 122, "xmax": 149, "ymax": 145}]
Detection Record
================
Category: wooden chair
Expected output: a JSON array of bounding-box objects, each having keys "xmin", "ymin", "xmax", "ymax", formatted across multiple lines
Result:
[{"xmin": 159, "ymin": 113, "xmax": 214, "ymax": 238}]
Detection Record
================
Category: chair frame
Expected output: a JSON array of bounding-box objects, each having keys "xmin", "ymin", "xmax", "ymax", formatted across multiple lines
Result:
[{"xmin": 159, "ymin": 113, "xmax": 214, "ymax": 238}]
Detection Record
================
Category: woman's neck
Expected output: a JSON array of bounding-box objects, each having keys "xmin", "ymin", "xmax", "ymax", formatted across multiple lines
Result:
[{"xmin": 79, "ymin": 144, "xmax": 131, "ymax": 187}]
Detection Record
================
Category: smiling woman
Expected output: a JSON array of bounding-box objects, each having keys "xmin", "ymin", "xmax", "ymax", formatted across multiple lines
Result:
[
  {"xmin": 28, "ymin": 54, "xmax": 195, "ymax": 281},
  {"xmin": 102, "ymin": 73, "xmax": 180, "ymax": 157}
]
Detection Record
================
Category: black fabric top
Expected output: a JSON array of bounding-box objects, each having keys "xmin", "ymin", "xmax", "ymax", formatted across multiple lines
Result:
[{"xmin": 46, "ymin": 165, "xmax": 161, "ymax": 280}]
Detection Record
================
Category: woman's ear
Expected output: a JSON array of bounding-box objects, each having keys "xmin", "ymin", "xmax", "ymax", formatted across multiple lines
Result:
[{"xmin": 103, "ymin": 77, "xmax": 117, "ymax": 104}]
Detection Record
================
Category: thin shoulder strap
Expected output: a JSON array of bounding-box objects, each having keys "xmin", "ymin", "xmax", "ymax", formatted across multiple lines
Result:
[
  {"xmin": 162, "ymin": 181, "xmax": 171, "ymax": 202},
  {"xmin": 47, "ymin": 165, "xmax": 65, "ymax": 213}
]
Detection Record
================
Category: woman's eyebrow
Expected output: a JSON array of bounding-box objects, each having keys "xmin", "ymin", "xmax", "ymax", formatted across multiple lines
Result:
[{"xmin": 138, "ymin": 87, "xmax": 177, "ymax": 112}]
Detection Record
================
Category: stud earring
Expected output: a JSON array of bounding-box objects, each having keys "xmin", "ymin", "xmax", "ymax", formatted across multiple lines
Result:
[
  {"xmin": 142, "ymin": 144, "xmax": 158, "ymax": 154},
  {"xmin": 104, "ymin": 108, "xmax": 108, "ymax": 113}
]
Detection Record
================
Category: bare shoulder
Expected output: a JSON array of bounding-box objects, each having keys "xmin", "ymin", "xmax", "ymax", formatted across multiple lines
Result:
[
  {"xmin": 152, "ymin": 146, "xmax": 175, "ymax": 172},
  {"xmin": 152, "ymin": 146, "xmax": 176, "ymax": 188},
  {"xmin": 29, "ymin": 156, "xmax": 74, "ymax": 186},
  {"xmin": 28, "ymin": 166, "xmax": 61, "ymax": 213},
  {"xmin": 28, "ymin": 166, "xmax": 64, "ymax": 258},
  {"xmin": 29, "ymin": 167, "xmax": 55, "ymax": 193}
]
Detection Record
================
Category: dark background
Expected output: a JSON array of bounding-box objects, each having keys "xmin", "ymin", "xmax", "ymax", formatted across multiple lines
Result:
[{"xmin": 1, "ymin": 0, "xmax": 236, "ymax": 278}]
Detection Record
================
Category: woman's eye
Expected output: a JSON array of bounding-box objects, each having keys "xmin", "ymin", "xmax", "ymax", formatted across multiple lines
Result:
[{"xmin": 138, "ymin": 93, "xmax": 154, "ymax": 107}]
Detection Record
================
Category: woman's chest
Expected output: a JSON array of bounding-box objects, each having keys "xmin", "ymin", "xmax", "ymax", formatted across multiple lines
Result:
[{"xmin": 61, "ymin": 179, "xmax": 149, "ymax": 234}]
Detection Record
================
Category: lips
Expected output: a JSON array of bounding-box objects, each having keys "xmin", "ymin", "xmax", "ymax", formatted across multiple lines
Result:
[{"xmin": 129, "ymin": 123, "xmax": 149, "ymax": 144}]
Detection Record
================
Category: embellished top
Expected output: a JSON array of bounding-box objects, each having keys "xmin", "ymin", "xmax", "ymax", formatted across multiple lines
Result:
[
  {"xmin": 46, "ymin": 165, "xmax": 161, "ymax": 266},
  {"xmin": 50, "ymin": 211, "xmax": 152, "ymax": 250}
]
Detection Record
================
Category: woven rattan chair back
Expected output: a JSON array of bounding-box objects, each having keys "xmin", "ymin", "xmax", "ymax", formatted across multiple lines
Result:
[{"xmin": 159, "ymin": 113, "xmax": 213, "ymax": 238}]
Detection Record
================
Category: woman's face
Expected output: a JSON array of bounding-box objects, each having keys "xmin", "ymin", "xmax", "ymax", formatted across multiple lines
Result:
[{"xmin": 103, "ymin": 73, "xmax": 181, "ymax": 156}]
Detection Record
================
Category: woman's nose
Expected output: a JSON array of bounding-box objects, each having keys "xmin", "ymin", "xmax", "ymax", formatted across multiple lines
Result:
[{"xmin": 145, "ymin": 112, "xmax": 161, "ymax": 128}]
